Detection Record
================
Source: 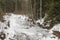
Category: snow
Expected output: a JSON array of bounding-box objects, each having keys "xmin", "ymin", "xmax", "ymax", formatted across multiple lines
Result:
[
  {"xmin": 0, "ymin": 13, "xmax": 60, "ymax": 40},
  {"xmin": 50, "ymin": 24, "xmax": 60, "ymax": 32}
]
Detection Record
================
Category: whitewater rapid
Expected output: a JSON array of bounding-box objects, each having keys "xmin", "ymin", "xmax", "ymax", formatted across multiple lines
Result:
[{"xmin": 0, "ymin": 13, "xmax": 59, "ymax": 40}]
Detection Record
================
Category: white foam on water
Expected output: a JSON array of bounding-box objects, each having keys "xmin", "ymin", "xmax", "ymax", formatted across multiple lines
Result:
[{"xmin": 0, "ymin": 13, "xmax": 59, "ymax": 40}]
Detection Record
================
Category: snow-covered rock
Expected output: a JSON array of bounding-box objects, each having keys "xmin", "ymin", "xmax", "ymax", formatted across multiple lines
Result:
[{"xmin": 36, "ymin": 18, "xmax": 44, "ymax": 25}]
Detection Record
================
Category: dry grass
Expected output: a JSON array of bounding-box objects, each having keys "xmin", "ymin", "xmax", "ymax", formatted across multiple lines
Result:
[{"xmin": 53, "ymin": 31, "xmax": 60, "ymax": 38}]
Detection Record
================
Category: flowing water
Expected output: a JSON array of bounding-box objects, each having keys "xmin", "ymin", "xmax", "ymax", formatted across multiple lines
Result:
[{"xmin": 0, "ymin": 13, "xmax": 59, "ymax": 40}]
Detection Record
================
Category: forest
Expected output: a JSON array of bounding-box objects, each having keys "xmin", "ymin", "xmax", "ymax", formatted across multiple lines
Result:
[{"xmin": 0, "ymin": 0, "xmax": 60, "ymax": 24}]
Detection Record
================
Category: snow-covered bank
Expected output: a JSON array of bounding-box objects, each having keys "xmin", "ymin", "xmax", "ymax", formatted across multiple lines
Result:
[
  {"xmin": 50, "ymin": 24, "xmax": 60, "ymax": 32},
  {"xmin": 0, "ymin": 13, "xmax": 60, "ymax": 40}
]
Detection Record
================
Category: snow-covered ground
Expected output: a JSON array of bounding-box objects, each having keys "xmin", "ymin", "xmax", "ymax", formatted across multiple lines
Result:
[{"xmin": 0, "ymin": 13, "xmax": 60, "ymax": 40}]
